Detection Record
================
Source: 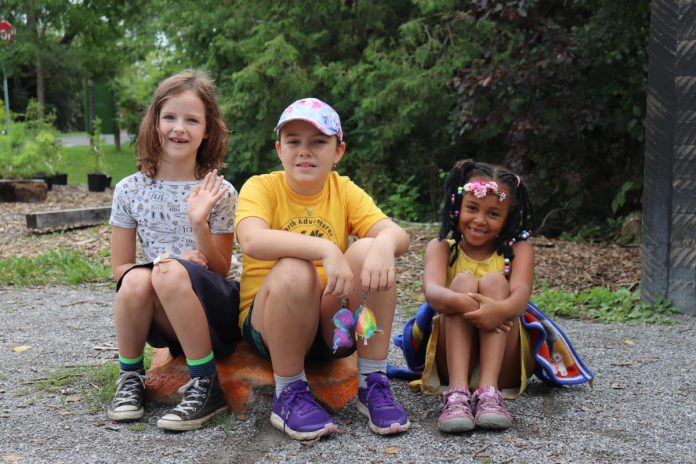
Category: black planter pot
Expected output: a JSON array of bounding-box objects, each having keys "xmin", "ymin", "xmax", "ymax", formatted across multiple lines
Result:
[
  {"xmin": 52, "ymin": 173, "xmax": 68, "ymax": 185},
  {"xmin": 87, "ymin": 173, "xmax": 109, "ymax": 192}
]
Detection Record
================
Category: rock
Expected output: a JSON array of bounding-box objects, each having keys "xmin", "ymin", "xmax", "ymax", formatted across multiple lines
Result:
[{"xmin": 620, "ymin": 211, "xmax": 642, "ymax": 244}]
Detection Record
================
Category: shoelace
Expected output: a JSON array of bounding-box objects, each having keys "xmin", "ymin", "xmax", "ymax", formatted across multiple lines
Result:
[
  {"xmin": 112, "ymin": 371, "xmax": 147, "ymax": 408},
  {"xmin": 475, "ymin": 390, "xmax": 508, "ymax": 415},
  {"xmin": 280, "ymin": 385, "xmax": 321, "ymax": 422},
  {"xmin": 364, "ymin": 376, "xmax": 395, "ymax": 409},
  {"xmin": 171, "ymin": 377, "xmax": 211, "ymax": 414},
  {"xmin": 443, "ymin": 390, "xmax": 471, "ymax": 415}
]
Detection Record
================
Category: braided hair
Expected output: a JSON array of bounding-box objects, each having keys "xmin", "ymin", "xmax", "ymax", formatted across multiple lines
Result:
[{"xmin": 437, "ymin": 159, "xmax": 533, "ymax": 269}]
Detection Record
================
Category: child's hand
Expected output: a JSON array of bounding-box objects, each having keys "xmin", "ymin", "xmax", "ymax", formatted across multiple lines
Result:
[
  {"xmin": 322, "ymin": 245, "xmax": 354, "ymax": 298},
  {"xmin": 462, "ymin": 293, "xmax": 511, "ymax": 331},
  {"xmin": 360, "ymin": 243, "xmax": 396, "ymax": 293},
  {"xmin": 187, "ymin": 170, "xmax": 227, "ymax": 228},
  {"xmin": 181, "ymin": 249, "xmax": 208, "ymax": 269}
]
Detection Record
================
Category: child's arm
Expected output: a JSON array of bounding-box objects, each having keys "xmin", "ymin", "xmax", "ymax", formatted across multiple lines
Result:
[
  {"xmin": 422, "ymin": 238, "xmax": 480, "ymax": 314},
  {"xmin": 187, "ymin": 171, "xmax": 234, "ymax": 277},
  {"xmin": 360, "ymin": 218, "xmax": 410, "ymax": 292},
  {"xmin": 464, "ymin": 240, "xmax": 534, "ymax": 330},
  {"xmin": 237, "ymin": 217, "xmax": 354, "ymax": 297},
  {"xmin": 111, "ymin": 226, "xmax": 137, "ymax": 282}
]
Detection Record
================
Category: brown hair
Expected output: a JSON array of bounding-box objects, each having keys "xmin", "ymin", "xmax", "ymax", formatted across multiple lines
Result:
[{"xmin": 135, "ymin": 69, "xmax": 229, "ymax": 179}]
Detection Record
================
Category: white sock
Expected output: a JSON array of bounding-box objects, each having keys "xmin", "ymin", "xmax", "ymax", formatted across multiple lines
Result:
[
  {"xmin": 274, "ymin": 371, "xmax": 307, "ymax": 398},
  {"xmin": 358, "ymin": 357, "xmax": 387, "ymax": 389}
]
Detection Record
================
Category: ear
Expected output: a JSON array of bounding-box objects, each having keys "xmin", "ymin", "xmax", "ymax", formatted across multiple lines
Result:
[
  {"xmin": 275, "ymin": 140, "xmax": 282, "ymax": 162},
  {"xmin": 333, "ymin": 141, "xmax": 346, "ymax": 166}
]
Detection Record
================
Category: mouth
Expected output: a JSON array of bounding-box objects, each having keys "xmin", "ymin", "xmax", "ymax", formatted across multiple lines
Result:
[
  {"xmin": 467, "ymin": 226, "xmax": 487, "ymax": 237},
  {"xmin": 296, "ymin": 162, "xmax": 316, "ymax": 168},
  {"xmin": 169, "ymin": 137, "xmax": 189, "ymax": 144}
]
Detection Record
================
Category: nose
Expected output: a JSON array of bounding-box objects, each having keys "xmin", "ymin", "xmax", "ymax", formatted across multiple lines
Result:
[
  {"xmin": 172, "ymin": 118, "xmax": 184, "ymax": 133},
  {"xmin": 298, "ymin": 144, "xmax": 311, "ymax": 157},
  {"xmin": 473, "ymin": 212, "xmax": 486, "ymax": 225}
]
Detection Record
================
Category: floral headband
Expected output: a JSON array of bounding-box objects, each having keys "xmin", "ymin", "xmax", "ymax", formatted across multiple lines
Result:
[
  {"xmin": 463, "ymin": 180, "xmax": 506, "ymax": 202},
  {"xmin": 449, "ymin": 180, "xmax": 507, "ymax": 220}
]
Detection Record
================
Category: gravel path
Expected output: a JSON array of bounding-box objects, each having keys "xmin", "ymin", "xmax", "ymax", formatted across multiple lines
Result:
[{"xmin": 1, "ymin": 286, "xmax": 694, "ymax": 463}]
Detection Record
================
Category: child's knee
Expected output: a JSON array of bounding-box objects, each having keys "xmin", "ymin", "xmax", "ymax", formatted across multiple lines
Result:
[
  {"xmin": 478, "ymin": 272, "xmax": 508, "ymax": 295},
  {"xmin": 118, "ymin": 269, "xmax": 154, "ymax": 301},
  {"xmin": 269, "ymin": 257, "xmax": 320, "ymax": 295},
  {"xmin": 450, "ymin": 272, "xmax": 478, "ymax": 293},
  {"xmin": 151, "ymin": 260, "xmax": 190, "ymax": 294}
]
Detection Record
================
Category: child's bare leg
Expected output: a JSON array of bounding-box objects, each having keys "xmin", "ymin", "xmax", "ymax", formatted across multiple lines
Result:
[
  {"xmin": 251, "ymin": 257, "xmax": 321, "ymax": 376},
  {"xmin": 110, "ymin": 267, "xmax": 174, "ymax": 422},
  {"xmin": 444, "ymin": 272, "xmax": 478, "ymax": 388},
  {"xmin": 151, "ymin": 261, "xmax": 212, "ymax": 360},
  {"xmin": 340, "ymin": 238, "xmax": 410, "ymax": 435},
  {"xmin": 114, "ymin": 268, "xmax": 175, "ymax": 359},
  {"xmin": 477, "ymin": 272, "xmax": 512, "ymax": 388},
  {"xmin": 436, "ymin": 272, "xmax": 479, "ymax": 432},
  {"xmin": 254, "ymin": 258, "xmax": 337, "ymax": 440},
  {"xmin": 151, "ymin": 261, "xmax": 230, "ymax": 431},
  {"xmin": 472, "ymin": 272, "xmax": 516, "ymax": 429},
  {"xmin": 338, "ymin": 238, "xmax": 394, "ymax": 360}
]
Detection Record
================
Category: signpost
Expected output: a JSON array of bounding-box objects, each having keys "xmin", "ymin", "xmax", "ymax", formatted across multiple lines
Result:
[{"xmin": 0, "ymin": 20, "xmax": 15, "ymax": 134}]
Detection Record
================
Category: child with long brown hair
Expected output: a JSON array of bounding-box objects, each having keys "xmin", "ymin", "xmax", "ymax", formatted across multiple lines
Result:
[{"xmin": 107, "ymin": 69, "xmax": 239, "ymax": 431}]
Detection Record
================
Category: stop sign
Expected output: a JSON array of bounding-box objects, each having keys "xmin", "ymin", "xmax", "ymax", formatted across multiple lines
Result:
[{"xmin": 0, "ymin": 21, "xmax": 15, "ymax": 42}]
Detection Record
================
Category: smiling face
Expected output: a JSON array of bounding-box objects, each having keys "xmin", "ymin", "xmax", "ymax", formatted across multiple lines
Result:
[
  {"xmin": 157, "ymin": 90, "xmax": 207, "ymax": 168},
  {"xmin": 275, "ymin": 120, "xmax": 346, "ymax": 195},
  {"xmin": 457, "ymin": 177, "xmax": 510, "ymax": 257}
]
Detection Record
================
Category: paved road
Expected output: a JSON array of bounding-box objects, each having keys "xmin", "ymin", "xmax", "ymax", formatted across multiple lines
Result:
[
  {"xmin": 1, "ymin": 286, "xmax": 694, "ymax": 463},
  {"xmin": 60, "ymin": 133, "xmax": 133, "ymax": 147}
]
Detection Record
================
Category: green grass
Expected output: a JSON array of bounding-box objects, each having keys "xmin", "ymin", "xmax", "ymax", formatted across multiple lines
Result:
[
  {"xmin": 401, "ymin": 285, "xmax": 680, "ymax": 325},
  {"xmin": 211, "ymin": 412, "xmax": 237, "ymax": 431},
  {"xmin": 58, "ymin": 144, "xmax": 136, "ymax": 186},
  {"xmin": 0, "ymin": 248, "xmax": 110, "ymax": 286},
  {"xmin": 30, "ymin": 347, "xmax": 154, "ymax": 414},
  {"xmin": 30, "ymin": 364, "xmax": 120, "ymax": 414},
  {"xmin": 533, "ymin": 285, "xmax": 680, "ymax": 324}
]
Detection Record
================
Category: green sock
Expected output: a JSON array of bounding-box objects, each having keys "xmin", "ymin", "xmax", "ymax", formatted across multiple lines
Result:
[
  {"xmin": 119, "ymin": 354, "xmax": 144, "ymax": 372},
  {"xmin": 186, "ymin": 352, "xmax": 216, "ymax": 377}
]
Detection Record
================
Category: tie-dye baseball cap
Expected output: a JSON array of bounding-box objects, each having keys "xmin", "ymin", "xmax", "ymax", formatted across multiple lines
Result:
[{"xmin": 274, "ymin": 98, "xmax": 343, "ymax": 141}]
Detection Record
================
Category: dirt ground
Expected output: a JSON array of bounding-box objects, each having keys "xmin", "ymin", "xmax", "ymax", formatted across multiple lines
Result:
[{"xmin": 0, "ymin": 184, "xmax": 641, "ymax": 295}]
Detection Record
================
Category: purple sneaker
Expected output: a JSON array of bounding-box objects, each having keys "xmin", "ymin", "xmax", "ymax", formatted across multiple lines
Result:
[
  {"xmin": 270, "ymin": 380, "xmax": 337, "ymax": 440},
  {"xmin": 438, "ymin": 387, "xmax": 475, "ymax": 433},
  {"xmin": 357, "ymin": 372, "xmax": 410, "ymax": 435},
  {"xmin": 471, "ymin": 386, "xmax": 512, "ymax": 429}
]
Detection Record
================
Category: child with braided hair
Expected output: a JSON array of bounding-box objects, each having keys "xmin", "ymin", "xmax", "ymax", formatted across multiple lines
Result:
[{"xmin": 422, "ymin": 159, "xmax": 534, "ymax": 432}]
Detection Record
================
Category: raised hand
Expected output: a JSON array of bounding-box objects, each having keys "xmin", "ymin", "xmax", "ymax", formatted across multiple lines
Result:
[{"xmin": 187, "ymin": 169, "xmax": 227, "ymax": 227}]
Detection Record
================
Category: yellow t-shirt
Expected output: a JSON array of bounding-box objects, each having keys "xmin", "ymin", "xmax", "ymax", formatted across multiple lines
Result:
[
  {"xmin": 234, "ymin": 171, "xmax": 387, "ymax": 328},
  {"xmin": 446, "ymin": 239, "xmax": 506, "ymax": 284}
]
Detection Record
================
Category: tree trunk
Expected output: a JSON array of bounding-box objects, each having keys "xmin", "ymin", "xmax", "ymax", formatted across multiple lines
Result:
[{"xmin": 36, "ymin": 53, "xmax": 44, "ymax": 118}]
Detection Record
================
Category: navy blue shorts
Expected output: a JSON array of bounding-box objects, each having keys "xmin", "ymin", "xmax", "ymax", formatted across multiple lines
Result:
[{"xmin": 117, "ymin": 258, "xmax": 240, "ymax": 358}]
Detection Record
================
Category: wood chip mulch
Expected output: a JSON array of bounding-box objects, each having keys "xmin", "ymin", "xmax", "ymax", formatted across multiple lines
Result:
[{"xmin": 0, "ymin": 186, "xmax": 640, "ymax": 299}]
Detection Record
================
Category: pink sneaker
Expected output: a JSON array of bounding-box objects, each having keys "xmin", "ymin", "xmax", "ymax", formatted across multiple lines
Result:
[
  {"xmin": 438, "ymin": 387, "xmax": 474, "ymax": 432},
  {"xmin": 471, "ymin": 386, "xmax": 512, "ymax": 429}
]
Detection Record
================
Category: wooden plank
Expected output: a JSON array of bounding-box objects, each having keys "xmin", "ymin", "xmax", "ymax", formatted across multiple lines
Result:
[{"xmin": 26, "ymin": 206, "xmax": 112, "ymax": 230}]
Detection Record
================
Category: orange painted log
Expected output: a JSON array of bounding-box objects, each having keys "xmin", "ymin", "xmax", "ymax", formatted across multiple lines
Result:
[{"xmin": 145, "ymin": 342, "xmax": 358, "ymax": 413}]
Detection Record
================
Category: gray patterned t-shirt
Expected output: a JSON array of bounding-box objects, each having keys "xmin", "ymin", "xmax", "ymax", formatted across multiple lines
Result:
[{"xmin": 109, "ymin": 171, "xmax": 237, "ymax": 262}]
